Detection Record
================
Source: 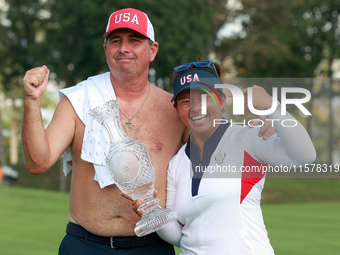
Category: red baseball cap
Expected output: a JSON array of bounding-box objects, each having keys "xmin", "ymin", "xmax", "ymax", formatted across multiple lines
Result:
[{"xmin": 103, "ymin": 8, "xmax": 155, "ymax": 42}]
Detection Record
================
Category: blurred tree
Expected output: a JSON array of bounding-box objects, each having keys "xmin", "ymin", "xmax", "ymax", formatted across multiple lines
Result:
[
  {"xmin": 216, "ymin": 0, "xmax": 309, "ymax": 78},
  {"xmin": 215, "ymin": 0, "xmax": 340, "ymax": 81},
  {"xmin": 294, "ymin": 0, "xmax": 340, "ymax": 165},
  {"xmin": 216, "ymin": 0, "xmax": 340, "ymax": 164},
  {"xmin": 0, "ymin": 0, "xmax": 46, "ymax": 85},
  {"xmin": 0, "ymin": 104, "xmax": 5, "ymax": 165},
  {"xmin": 42, "ymin": 0, "xmax": 111, "ymax": 87},
  {"xmin": 0, "ymin": 0, "xmax": 48, "ymax": 165}
]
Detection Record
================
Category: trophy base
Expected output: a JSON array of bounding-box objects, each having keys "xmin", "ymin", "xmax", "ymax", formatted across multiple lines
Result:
[{"xmin": 134, "ymin": 206, "xmax": 177, "ymax": 237}]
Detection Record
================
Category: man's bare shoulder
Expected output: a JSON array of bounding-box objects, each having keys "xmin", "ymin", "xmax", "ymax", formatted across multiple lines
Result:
[
  {"xmin": 48, "ymin": 96, "xmax": 79, "ymax": 133},
  {"xmin": 55, "ymin": 96, "xmax": 77, "ymax": 117},
  {"xmin": 150, "ymin": 85, "xmax": 176, "ymax": 112},
  {"xmin": 152, "ymin": 84, "xmax": 172, "ymax": 97}
]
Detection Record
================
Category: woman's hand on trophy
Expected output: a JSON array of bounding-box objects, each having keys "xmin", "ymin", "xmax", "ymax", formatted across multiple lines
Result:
[
  {"xmin": 121, "ymin": 190, "xmax": 158, "ymax": 217},
  {"xmin": 121, "ymin": 192, "xmax": 132, "ymax": 201},
  {"xmin": 132, "ymin": 198, "xmax": 144, "ymax": 217}
]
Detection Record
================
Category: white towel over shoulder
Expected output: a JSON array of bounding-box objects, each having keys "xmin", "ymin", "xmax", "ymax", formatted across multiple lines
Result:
[{"xmin": 59, "ymin": 72, "xmax": 116, "ymax": 188}]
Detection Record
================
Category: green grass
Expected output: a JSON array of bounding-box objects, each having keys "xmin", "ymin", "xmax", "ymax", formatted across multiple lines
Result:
[
  {"xmin": 0, "ymin": 186, "xmax": 69, "ymax": 255},
  {"xmin": 262, "ymin": 178, "xmax": 340, "ymax": 204},
  {"xmin": 263, "ymin": 203, "xmax": 340, "ymax": 255},
  {"xmin": 1, "ymin": 186, "xmax": 340, "ymax": 255}
]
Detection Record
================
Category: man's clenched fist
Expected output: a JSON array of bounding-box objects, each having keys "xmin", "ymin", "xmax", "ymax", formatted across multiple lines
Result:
[{"xmin": 23, "ymin": 65, "xmax": 50, "ymax": 100}]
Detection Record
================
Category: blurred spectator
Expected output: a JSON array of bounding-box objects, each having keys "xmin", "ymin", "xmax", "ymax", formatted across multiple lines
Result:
[
  {"xmin": 0, "ymin": 166, "xmax": 4, "ymax": 180},
  {"xmin": 0, "ymin": 166, "xmax": 19, "ymax": 186}
]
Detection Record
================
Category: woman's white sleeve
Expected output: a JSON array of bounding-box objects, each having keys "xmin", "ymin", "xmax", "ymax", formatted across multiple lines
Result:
[
  {"xmin": 156, "ymin": 162, "xmax": 183, "ymax": 247},
  {"xmin": 268, "ymin": 103, "xmax": 316, "ymax": 165}
]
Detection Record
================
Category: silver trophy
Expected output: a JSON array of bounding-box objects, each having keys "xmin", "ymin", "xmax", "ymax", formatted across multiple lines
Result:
[{"xmin": 88, "ymin": 99, "xmax": 176, "ymax": 237}]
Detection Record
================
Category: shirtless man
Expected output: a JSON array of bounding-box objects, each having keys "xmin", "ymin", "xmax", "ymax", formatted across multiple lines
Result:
[{"xmin": 22, "ymin": 8, "xmax": 185, "ymax": 255}]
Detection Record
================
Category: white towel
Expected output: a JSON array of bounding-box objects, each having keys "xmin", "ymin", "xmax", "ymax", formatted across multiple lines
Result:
[{"xmin": 59, "ymin": 72, "xmax": 117, "ymax": 188}]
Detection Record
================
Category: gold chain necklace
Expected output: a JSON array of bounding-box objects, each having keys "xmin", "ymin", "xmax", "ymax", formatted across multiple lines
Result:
[{"xmin": 119, "ymin": 83, "xmax": 151, "ymax": 128}]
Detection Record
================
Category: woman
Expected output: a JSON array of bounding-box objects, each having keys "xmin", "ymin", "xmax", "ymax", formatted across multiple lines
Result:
[{"xmin": 135, "ymin": 60, "xmax": 316, "ymax": 254}]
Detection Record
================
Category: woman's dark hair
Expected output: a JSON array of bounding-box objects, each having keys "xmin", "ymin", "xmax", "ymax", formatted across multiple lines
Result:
[{"xmin": 214, "ymin": 62, "xmax": 222, "ymax": 77}]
